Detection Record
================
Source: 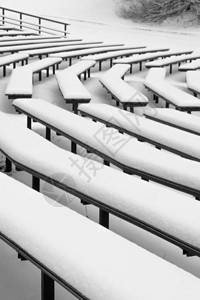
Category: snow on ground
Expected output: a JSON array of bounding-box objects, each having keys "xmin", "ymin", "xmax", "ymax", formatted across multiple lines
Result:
[{"xmin": 1, "ymin": 0, "xmax": 200, "ymax": 299}]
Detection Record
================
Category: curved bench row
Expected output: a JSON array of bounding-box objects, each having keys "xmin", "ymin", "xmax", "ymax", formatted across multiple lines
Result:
[
  {"xmin": 99, "ymin": 64, "xmax": 148, "ymax": 111},
  {"xmin": 13, "ymin": 98, "xmax": 200, "ymax": 199},
  {"xmin": 113, "ymin": 49, "xmax": 193, "ymax": 72},
  {"xmin": 1, "ymin": 172, "xmax": 200, "ymax": 300},
  {"xmin": 81, "ymin": 47, "xmax": 169, "ymax": 71},
  {"xmin": 1, "ymin": 110, "xmax": 200, "ymax": 259},
  {"xmin": 55, "ymin": 60, "xmax": 96, "ymax": 113},
  {"xmin": 78, "ymin": 103, "xmax": 200, "ymax": 162},
  {"xmin": 144, "ymin": 67, "xmax": 200, "ymax": 112},
  {"xmin": 5, "ymin": 57, "xmax": 62, "ymax": 99}
]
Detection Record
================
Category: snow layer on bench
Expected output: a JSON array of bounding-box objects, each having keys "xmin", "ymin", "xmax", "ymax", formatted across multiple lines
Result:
[
  {"xmin": 179, "ymin": 59, "xmax": 200, "ymax": 71},
  {"xmin": 12, "ymin": 99, "xmax": 200, "ymax": 194},
  {"xmin": 145, "ymin": 53, "xmax": 193, "ymax": 68},
  {"xmin": 5, "ymin": 68, "xmax": 32, "ymax": 96},
  {"xmin": 0, "ymin": 53, "xmax": 29, "ymax": 65},
  {"xmin": 101, "ymin": 63, "xmax": 130, "ymax": 77},
  {"xmin": 145, "ymin": 68, "xmax": 200, "ymax": 107},
  {"xmin": 0, "ymin": 173, "xmax": 200, "ymax": 300},
  {"xmin": 22, "ymin": 57, "xmax": 62, "ymax": 73},
  {"xmin": 78, "ymin": 103, "xmax": 200, "ymax": 160},
  {"xmin": 144, "ymin": 107, "xmax": 200, "ymax": 135},
  {"xmin": 65, "ymin": 60, "xmax": 96, "ymax": 76},
  {"xmin": 186, "ymin": 71, "xmax": 200, "ymax": 94},
  {"xmin": 56, "ymin": 71, "xmax": 91, "ymax": 99}
]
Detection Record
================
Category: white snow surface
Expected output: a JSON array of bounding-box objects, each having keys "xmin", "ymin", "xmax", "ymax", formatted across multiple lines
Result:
[
  {"xmin": 1, "ymin": 172, "xmax": 200, "ymax": 300},
  {"xmin": 5, "ymin": 68, "xmax": 32, "ymax": 96},
  {"xmin": 55, "ymin": 70, "xmax": 91, "ymax": 99},
  {"xmin": 144, "ymin": 107, "xmax": 200, "ymax": 135},
  {"xmin": 78, "ymin": 103, "xmax": 200, "ymax": 160},
  {"xmin": 179, "ymin": 59, "xmax": 200, "ymax": 71},
  {"xmin": 2, "ymin": 110, "xmax": 200, "ymax": 250},
  {"xmin": 186, "ymin": 71, "xmax": 200, "ymax": 93},
  {"xmin": 12, "ymin": 99, "xmax": 200, "ymax": 193},
  {"xmin": 145, "ymin": 68, "xmax": 200, "ymax": 107}
]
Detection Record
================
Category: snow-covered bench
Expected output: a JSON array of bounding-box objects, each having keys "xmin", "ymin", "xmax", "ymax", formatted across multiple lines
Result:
[
  {"xmin": 0, "ymin": 53, "xmax": 29, "ymax": 76},
  {"xmin": 78, "ymin": 103, "xmax": 200, "ymax": 162},
  {"xmin": 1, "ymin": 173, "xmax": 200, "ymax": 300},
  {"xmin": 81, "ymin": 47, "xmax": 169, "ymax": 71},
  {"xmin": 179, "ymin": 59, "xmax": 200, "ymax": 71},
  {"xmin": 5, "ymin": 57, "xmax": 62, "ymax": 99},
  {"xmin": 0, "ymin": 40, "xmax": 103, "ymax": 55},
  {"xmin": 20, "ymin": 42, "xmax": 104, "ymax": 59},
  {"xmin": 2, "ymin": 110, "xmax": 200, "ymax": 259},
  {"xmin": 0, "ymin": 35, "xmax": 68, "ymax": 42},
  {"xmin": 55, "ymin": 60, "xmax": 96, "ymax": 113},
  {"xmin": 145, "ymin": 52, "xmax": 199, "ymax": 73},
  {"xmin": 13, "ymin": 98, "xmax": 200, "ymax": 199},
  {"xmin": 144, "ymin": 68, "xmax": 200, "ymax": 113},
  {"xmin": 113, "ymin": 49, "xmax": 192, "ymax": 72},
  {"xmin": 99, "ymin": 64, "xmax": 148, "ymax": 111},
  {"xmin": 0, "ymin": 30, "xmax": 38, "ymax": 37},
  {"xmin": 144, "ymin": 107, "xmax": 200, "ymax": 136},
  {"xmin": 50, "ymin": 44, "xmax": 144, "ymax": 65},
  {"xmin": 0, "ymin": 37, "xmax": 81, "ymax": 47},
  {"xmin": 186, "ymin": 70, "xmax": 200, "ymax": 97}
]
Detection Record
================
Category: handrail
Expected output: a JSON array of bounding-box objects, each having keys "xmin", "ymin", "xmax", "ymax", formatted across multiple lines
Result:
[
  {"xmin": 0, "ymin": 16, "xmax": 68, "ymax": 36},
  {"xmin": 0, "ymin": 6, "xmax": 70, "ymax": 36}
]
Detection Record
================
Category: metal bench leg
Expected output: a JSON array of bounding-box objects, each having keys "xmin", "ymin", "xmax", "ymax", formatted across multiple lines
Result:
[
  {"xmin": 3, "ymin": 65, "xmax": 6, "ymax": 76},
  {"xmin": 52, "ymin": 65, "xmax": 56, "ymax": 74},
  {"xmin": 71, "ymin": 141, "xmax": 77, "ymax": 154},
  {"xmin": 170, "ymin": 65, "xmax": 172, "ymax": 74},
  {"xmin": 5, "ymin": 157, "xmax": 12, "ymax": 173},
  {"xmin": 69, "ymin": 58, "xmax": 72, "ymax": 66},
  {"xmin": 103, "ymin": 159, "xmax": 110, "ymax": 166},
  {"xmin": 46, "ymin": 127, "xmax": 51, "ymax": 141},
  {"xmin": 99, "ymin": 61, "xmax": 102, "ymax": 71},
  {"xmin": 84, "ymin": 71, "xmax": 87, "ymax": 80},
  {"xmin": 166, "ymin": 102, "xmax": 169, "ymax": 108},
  {"xmin": 27, "ymin": 116, "xmax": 32, "ymax": 129},
  {"xmin": 32, "ymin": 176, "xmax": 40, "ymax": 191},
  {"xmin": 88, "ymin": 68, "xmax": 91, "ymax": 78},
  {"xmin": 73, "ymin": 103, "xmax": 78, "ymax": 114},
  {"xmin": 46, "ymin": 68, "xmax": 49, "ymax": 77},
  {"xmin": 130, "ymin": 106, "xmax": 134, "ymax": 113},
  {"xmin": 139, "ymin": 62, "xmax": 142, "ymax": 71},
  {"xmin": 99, "ymin": 209, "xmax": 109, "ymax": 228},
  {"xmin": 41, "ymin": 271, "xmax": 55, "ymax": 300},
  {"xmin": 39, "ymin": 71, "xmax": 42, "ymax": 81}
]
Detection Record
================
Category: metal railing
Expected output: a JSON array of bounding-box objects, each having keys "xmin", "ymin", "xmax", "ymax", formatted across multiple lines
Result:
[{"xmin": 0, "ymin": 6, "xmax": 70, "ymax": 36}]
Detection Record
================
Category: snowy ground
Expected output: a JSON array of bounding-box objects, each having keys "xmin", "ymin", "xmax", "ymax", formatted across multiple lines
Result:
[{"xmin": 1, "ymin": 0, "xmax": 200, "ymax": 299}]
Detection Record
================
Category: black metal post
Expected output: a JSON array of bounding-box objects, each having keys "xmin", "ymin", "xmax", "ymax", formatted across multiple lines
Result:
[
  {"xmin": 99, "ymin": 209, "xmax": 109, "ymax": 228},
  {"xmin": 27, "ymin": 116, "xmax": 32, "ymax": 129},
  {"xmin": 46, "ymin": 127, "xmax": 51, "ymax": 141},
  {"xmin": 32, "ymin": 176, "xmax": 40, "ymax": 191},
  {"xmin": 41, "ymin": 271, "xmax": 55, "ymax": 300}
]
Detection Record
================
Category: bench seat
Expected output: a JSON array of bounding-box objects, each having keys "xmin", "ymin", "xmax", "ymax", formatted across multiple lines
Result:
[
  {"xmin": 179, "ymin": 59, "xmax": 200, "ymax": 71},
  {"xmin": 0, "ymin": 30, "xmax": 38, "ymax": 37},
  {"xmin": 145, "ymin": 52, "xmax": 197, "ymax": 73},
  {"xmin": 0, "ymin": 37, "xmax": 82, "ymax": 47},
  {"xmin": 99, "ymin": 64, "xmax": 148, "ymax": 110},
  {"xmin": 20, "ymin": 42, "xmax": 104, "ymax": 58},
  {"xmin": 2, "ymin": 110, "xmax": 200, "ymax": 258},
  {"xmin": 0, "ymin": 53, "xmax": 29, "ymax": 76},
  {"xmin": 5, "ymin": 68, "xmax": 32, "ymax": 99},
  {"xmin": 56, "ymin": 71, "xmax": 91, "ymax": 113},
  {"xmin": 113, "ymin": 50, "xmax": 193, "ymax": 72},
  {"xmin": 13, "ymin": 98, "xmax": 200, "ymax": 199},
  {"xmin": 186, "ymin": 70, "xmax": 200, "ymax": 96},
  {"xmin": 144, "ymin": 107, "xmax": 200, "ymax": 136},
  {"xmin": 144, "ymin": 68, "xmax": 200, "ymax": 112},
  {"xmin": 82, "ymin": 47, "xmax": 169, "ymax": 70},
  {"xmin": 1, "ymin": 172, "xmax": 200, "ymax": 300},
  {"xmin": 0, "ymin": 40, "xmax": 104, "ymax": 54},
  {"xmin": 5, "ymin": 57, "xmax": 62, "ymax": 99},
  {"xmin": 49, "ymin": 45, "xmax": 148, "ymax": 64},
  {"xmin": 78, "ymin": 103, "xmax": 200, "ymax": 162}
]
